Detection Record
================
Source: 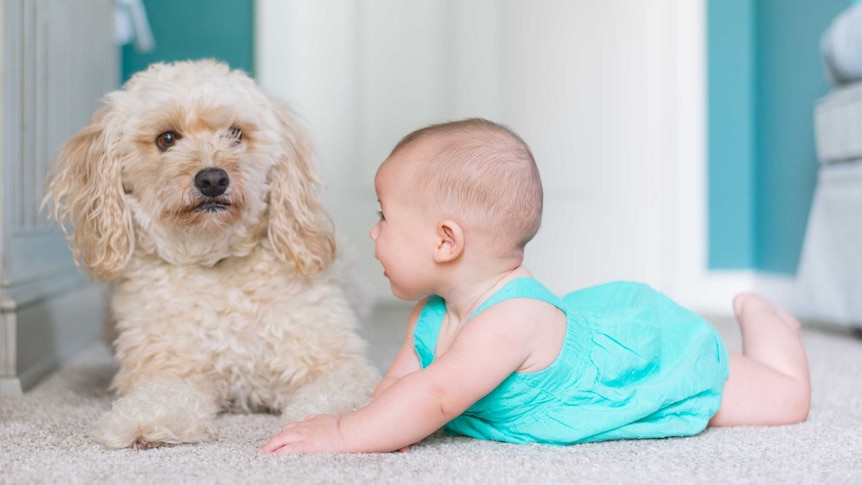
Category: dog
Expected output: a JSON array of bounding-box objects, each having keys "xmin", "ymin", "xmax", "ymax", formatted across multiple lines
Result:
[{"xmin": 44, "ymin": 59, "xmax": 380, "ymax": 449}]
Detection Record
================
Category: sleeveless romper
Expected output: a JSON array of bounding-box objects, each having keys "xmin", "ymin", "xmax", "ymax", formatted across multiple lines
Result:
[{"xmin": 413, "ymin": 278, "xmax": 729, "ymax": 445}]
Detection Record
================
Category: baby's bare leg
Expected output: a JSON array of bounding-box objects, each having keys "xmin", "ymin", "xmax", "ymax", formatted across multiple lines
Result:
[{"xmin": 709, "ymin": 293, "xmax": 811, "ymax": 427}]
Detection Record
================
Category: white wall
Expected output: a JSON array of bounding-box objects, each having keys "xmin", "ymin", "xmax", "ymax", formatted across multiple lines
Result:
[{"xmin": 256, "ymin": 0, "xmax": 792, "ymax": 314}]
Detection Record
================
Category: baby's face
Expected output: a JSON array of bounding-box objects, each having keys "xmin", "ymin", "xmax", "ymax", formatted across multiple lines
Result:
[{"xmin": 369, "ymin": 152, "xmax": 438, "ymax": 300}]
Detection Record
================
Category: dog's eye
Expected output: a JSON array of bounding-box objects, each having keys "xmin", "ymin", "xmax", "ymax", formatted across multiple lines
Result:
[
  {"xmin": 156, "ymin": 131, "xmax": 182, "ymax": 151},
  {"xmin": 229, "ymin": 127, "xmax": 242, "ymax": 145}
]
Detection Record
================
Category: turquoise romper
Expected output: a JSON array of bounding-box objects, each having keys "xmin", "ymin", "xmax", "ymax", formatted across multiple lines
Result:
[{"xmin": 413, "ymin": 278, "xmax": 729, "ymax": 445}]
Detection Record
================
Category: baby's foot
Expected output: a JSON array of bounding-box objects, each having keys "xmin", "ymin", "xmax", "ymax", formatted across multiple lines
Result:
[{"xmin": 733, "ymin": 292, "xmax": 802, "ymax": 335}]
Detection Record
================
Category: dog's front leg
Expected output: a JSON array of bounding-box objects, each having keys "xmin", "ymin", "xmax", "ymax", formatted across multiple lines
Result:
[{"xmin": 91, "ymin": 379, "xmax": 219, "ymax": 449}]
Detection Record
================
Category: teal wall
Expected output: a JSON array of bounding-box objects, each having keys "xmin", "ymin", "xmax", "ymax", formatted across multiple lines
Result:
[
  {"xmin": 707, "ymin": 0, "xmax": 757, "ymax": 269},
  {"xmin": 121, "ymin": 0, "xmax": 254, "ymax": 82},
  {"xmin": 707, "ymin": 0, "xmax": 851, "ymax": 274}
]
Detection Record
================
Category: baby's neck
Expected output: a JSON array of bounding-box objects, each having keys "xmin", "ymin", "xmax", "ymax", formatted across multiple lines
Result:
[{"xmin": 439, "ymin": 265, "xmax": 532, "ymax": 323}]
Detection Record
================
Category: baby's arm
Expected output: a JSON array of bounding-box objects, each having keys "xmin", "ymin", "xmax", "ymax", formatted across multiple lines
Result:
[{"xmin": 261, "ymin": 304, "xmax": 533, "ymax": 454}]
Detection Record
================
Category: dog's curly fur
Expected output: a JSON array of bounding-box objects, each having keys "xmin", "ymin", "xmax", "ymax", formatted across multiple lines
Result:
[{"xmin": 44, "ymin": 59, "xmax": 380, "ymax": 449}]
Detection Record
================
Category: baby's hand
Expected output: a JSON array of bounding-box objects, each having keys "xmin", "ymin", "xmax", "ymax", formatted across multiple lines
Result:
[{"xmin": 259, "ymin": 414, "xmax": 345, "ymax": 454}]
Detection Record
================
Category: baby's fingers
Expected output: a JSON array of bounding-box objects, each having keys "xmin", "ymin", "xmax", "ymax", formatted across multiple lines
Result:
[
  {"xmin": 259, "ymin": 431, "xmax": 299, "ymax": 453},
  {"xmin": 271, "ymin": 442, "xmax": 314, "ymax": 455}
]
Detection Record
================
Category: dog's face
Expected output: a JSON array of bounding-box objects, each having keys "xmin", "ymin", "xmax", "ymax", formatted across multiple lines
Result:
[
  {"xmin": 117, "ymin": 63, "xmax": 276, "ymax": 254},
  {"xmin": 45, "ymin": 60, "xmax": 335, "ymax": 280},
  {"xmin": 121, "ymin": 77, "xmax": 255, "ymax": 233}
]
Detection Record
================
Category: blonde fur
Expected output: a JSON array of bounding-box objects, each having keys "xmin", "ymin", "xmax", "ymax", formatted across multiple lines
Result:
[
  {"xmin": 45, "ymin": 105, "xmax": 135, "ymax": 280},
  {"xmin": 43, "ymin": 60, "xmax": 379, "ymax": 449},
  {"xmin": 266, "ymin": 98, "xmax": 336, "ymax": 275}
]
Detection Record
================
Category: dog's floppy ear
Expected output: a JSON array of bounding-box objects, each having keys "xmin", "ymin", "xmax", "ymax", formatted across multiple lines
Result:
[
  {"xmin": 43, "ymin": 103, "xmax": 134, "ymax": 281},
  {"xmin": 266, "ymin": 99, "xmax": 336, "ymax": 277}
]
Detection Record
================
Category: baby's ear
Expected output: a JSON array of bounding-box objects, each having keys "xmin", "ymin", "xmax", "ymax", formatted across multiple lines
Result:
[
  {"xmin": 434, "ymin": 220, "xmax": 464, "ymax": 263},
  {"xmin": 42, "ymin": 104, "xmax": 135, "ymax": 281},
  {"xmin": 266, "ymin": 98, "xmax": 336, "ymax": 276}
]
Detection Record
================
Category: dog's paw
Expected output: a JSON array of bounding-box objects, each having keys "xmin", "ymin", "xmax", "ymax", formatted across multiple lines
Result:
[
  {"xmin": 280, "ymin": 362, "xmax": 380, "ymax": 423},
  {"xmin": 279, "ymin": 397, "xmax": 336, "ymax": 424},
  {"xmin": 91, "ymin": 380, "xmax": 219, "ymax": 449}
]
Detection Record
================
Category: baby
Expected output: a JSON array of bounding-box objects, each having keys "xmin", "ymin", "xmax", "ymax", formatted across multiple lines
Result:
[{"xmin": 261, "ymin": 118, "xmax": 811, "ymax": 453}]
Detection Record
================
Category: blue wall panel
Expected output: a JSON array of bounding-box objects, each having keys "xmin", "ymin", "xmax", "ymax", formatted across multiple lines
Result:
[
  {"xmin": 753, "ymin": 0, "xmax": 848, "ymax": 273},
  {"xmin": 708, "ymin": 0, "xmax": 851, "ymax": 274},
  {"xmin": 121, "ymin": 0, "xmax": 254, "ymax": 82},
  {"xmin": 707, "ymin": 0, "xmax": 757, "ymax": 269}
]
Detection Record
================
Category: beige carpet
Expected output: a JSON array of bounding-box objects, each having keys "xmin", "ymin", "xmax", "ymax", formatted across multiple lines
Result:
[{"xmin": 2, "ymin": 303, "xmax": 862, "ymax": 484}]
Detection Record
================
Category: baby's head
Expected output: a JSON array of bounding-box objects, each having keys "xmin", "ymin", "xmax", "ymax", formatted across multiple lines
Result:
[{"xmin": 381, "ymin": 118, "xmax": 543, "ymax": 259}]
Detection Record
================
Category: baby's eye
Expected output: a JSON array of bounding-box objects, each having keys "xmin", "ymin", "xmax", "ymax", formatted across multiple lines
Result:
[{"xmin": 376, "ymin": 210, "xmax": 385, "ymax": 221}]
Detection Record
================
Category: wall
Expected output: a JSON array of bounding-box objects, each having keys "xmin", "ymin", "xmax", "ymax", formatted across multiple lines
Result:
[
  {"xmin": 707, "ymin": 0, "xmax": 850, "ymax": 274},
  {"xmin": 754, "ymin": 0, "xmax": 849, "ymax": 273},
  {"xmin": 121, "ymin": 0, "xmax": 254, "ymax": 82},
  {"xmin": 258, "ymin": 0, "xmax": 711, "ymax": 308},
  {"xmin": 131, "ymin": 0, "xmax": 855, "ymax": 312},
  {"xmin": 706, "ymin": 0, "xmax": 757, "ymax": 270}
]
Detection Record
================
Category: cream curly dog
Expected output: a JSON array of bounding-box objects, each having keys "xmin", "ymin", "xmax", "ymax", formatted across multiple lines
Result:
[{"xmin": 44, "ymin": 59, "xmax": 380, "ymax": 449}]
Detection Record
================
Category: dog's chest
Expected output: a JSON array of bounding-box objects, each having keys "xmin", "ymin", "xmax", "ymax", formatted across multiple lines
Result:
[
  {"xmin": 113, "ymin": 249, "xmax": 353, "ymax": 412},
  {"xmin": 115, "ymin": 254, "xmax": 314, "ymax": 370}
]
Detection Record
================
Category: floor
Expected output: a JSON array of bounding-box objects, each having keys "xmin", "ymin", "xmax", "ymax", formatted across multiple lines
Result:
[{"xmin": 358, "ymin": 301, "xmax": 414, "ymax": 372}]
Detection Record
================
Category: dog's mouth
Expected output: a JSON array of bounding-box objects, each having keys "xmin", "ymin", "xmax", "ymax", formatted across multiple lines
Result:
[{"xmin": 193, "ymin": 199, "xmax": 231, "ymax": 213}]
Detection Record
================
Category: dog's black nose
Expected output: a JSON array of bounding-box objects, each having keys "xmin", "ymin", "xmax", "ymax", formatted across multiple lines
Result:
[{"xmin": 194, "ymin": 168, "xmax": 230, "ymax": 197}]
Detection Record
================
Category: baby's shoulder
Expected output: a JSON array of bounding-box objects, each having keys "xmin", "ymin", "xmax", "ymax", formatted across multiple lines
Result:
[
  {"xmin": 468, "ymin": 295, "xmax": 567, "ymax": 372},
  {"xmin": 472, "ymin": 296, "xmax": 564, "ymax": 334}
]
